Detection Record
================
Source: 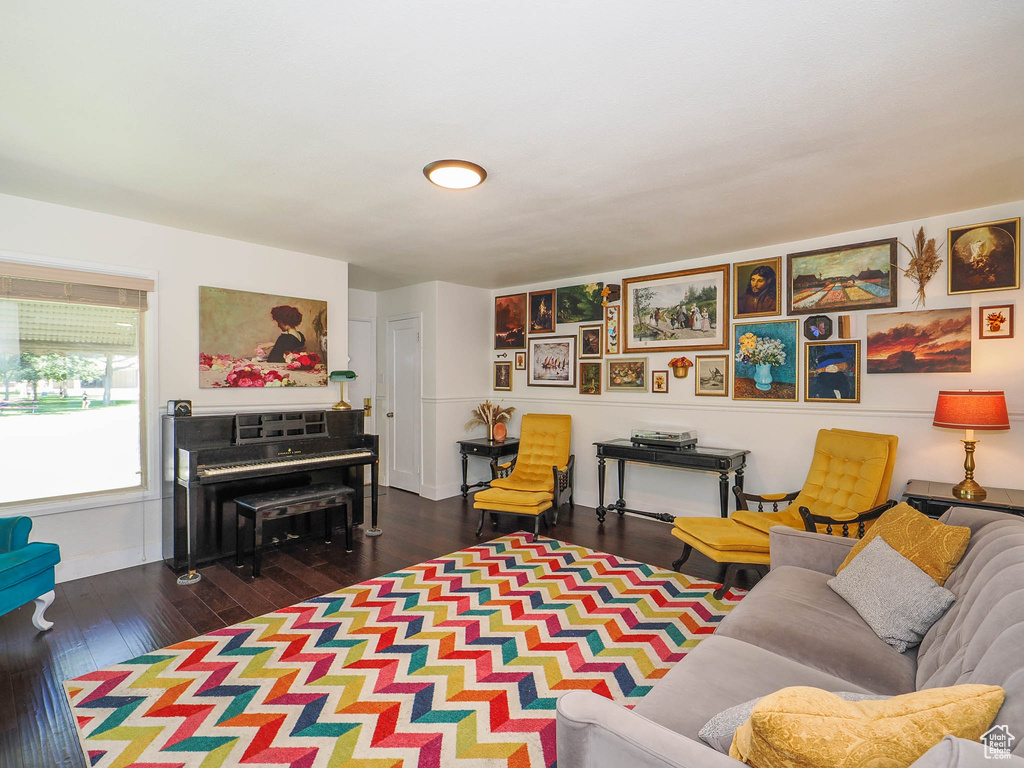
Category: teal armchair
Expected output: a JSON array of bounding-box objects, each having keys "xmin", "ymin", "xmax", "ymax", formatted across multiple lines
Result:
[{"xmin": 0, "ymin": 516, "xmax": 61, "ymax": 631}]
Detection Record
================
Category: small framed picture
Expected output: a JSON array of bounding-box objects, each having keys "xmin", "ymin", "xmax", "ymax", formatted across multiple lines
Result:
[
  {"xmin": 607, "ymin": 357, "xmax": 647, "ymax": 392},
  {"xmin": 805, "ymin": 342, "xmax": 860, "ymax": 403},
  {"xmin": 734, "ymin": 256, "xmax": 781, "ymax": 318},
  {"xmin": 514, "ymin": 351, "xmax": 526, "ymax": 370},
  {"xmin": 652, "ymin": 370, "xmax": 669, "ymax": 393},
  {"xmin": 579, "ymin": 361, "xmax": 602, "ymax": 395},
  {"xmin": 979, "ymin": 304, "xmax": 1014, "ymax": 339},
  {"xmin": 605, "ymin": 304, "xmax": 620, "ymax": 355},
  {"xmin": 527, "ymin": 335, "xmax": 577, "ymax": 387},
  {"xmin": 579, "ymin": 324, "xmax": 603, "ymax": 359},
  {"xmin": 803, "ymin": 315, "xmax": 833, "ymax": 341},
  {"xmin": 493, "ymin": 361, "xmax": 512, "ymax": 391},
  {"xmin": 529, "ymin": 289, "xmax": 556, "ymax": 334},
  {"xmin": 695, "ymin": 355, "xmax": 729, "ymax": 397}
]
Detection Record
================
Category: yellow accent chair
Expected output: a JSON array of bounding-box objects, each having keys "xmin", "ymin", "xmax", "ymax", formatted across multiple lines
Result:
[
  {"xmin": 671, "ymin": 428, "xmax": 898, "ymax": 599},
  {"xmin": 473, "ymin": 414, "xmax": 574, "ymax": 537}
]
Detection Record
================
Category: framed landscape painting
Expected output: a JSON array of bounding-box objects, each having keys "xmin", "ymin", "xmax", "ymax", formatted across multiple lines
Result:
[
  {"xmin": 529, "ymin": 289, "xmax": 556, "ymax": 334},
  {"xmin": 787, "ymin": 238, "xmax": 897, "ymax": 315},
  {"xmin": 866, "ymin": 308, "xmax": 971, "ymax": 373},
  {"xmin": 622, "ymin": 265, "xmax": 729, "ymax": 353},
  {"xmin": 733, "ymin": 320, "xmax": 798, "ymax": 401},
  {"xmin": 527, "ymin": 335, "xmax": 577, "ymax": 387},
  {"xmin": 579, "ymin": 361, "xmax": 602, "ymax": 395},
  {"xmin": 734, "ymin": 256, "xmax": 781, "ymax": 318},
  {"xmin": 805, "ymin": 341, "xmax": 860, "ymax": 403},
  {"xmin": 494, "ymin": 293, "xmax": 527, "ymax": 349},
  {"xmin": 556, "ymin": 283, "xmax": 604, "ymax": 323},
  {"xmin": 607, "ymin": 358, "xmax": 647, "ymax": 392},
  {"xmin": 947, "ymin": 218, "xmax": 1020, "ymax": 295}
]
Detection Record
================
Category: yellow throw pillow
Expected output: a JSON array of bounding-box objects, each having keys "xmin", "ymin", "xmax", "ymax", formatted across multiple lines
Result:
[
  {"xmin": 836, "ymin": 503, "xmax": 970, "ymax": 585},
  {"xmin": 730, "ymin": 684, "xmax": 1005, "ymax": 768}
]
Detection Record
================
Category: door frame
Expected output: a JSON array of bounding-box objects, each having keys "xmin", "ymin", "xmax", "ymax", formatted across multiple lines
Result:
[
  {"xmin": 385, "ymin": 312, "xmax": 423, "ymax": 494},
  {"xmin": 347, "ymin": 315, "xmax": 377, "ymax": 421}
]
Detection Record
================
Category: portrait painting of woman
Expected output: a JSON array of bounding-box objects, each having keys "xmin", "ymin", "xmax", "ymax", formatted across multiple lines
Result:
[
  {"xmin": 199, "ymin": 286, "xmax": 328, "ymax": 388},
  {"xmin": 734, "ymin": 257, "xmax": 781, "ymax": 318}
]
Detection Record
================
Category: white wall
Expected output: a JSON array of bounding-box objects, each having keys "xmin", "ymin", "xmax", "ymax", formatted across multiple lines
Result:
[
  {"xmin": 488, "ymin": 199, "xmax": 1024, "ymax": 520},
  {"xmin": 0, "ymin": 193, "xmax": 350, "ymax": 581},
  {"xmin": 375, "ymin": 281, "xmax": 492, "ymax": 500},
  {"xmin": 349, "ymin": 288, "xmax": 377, "ymax": 319}
]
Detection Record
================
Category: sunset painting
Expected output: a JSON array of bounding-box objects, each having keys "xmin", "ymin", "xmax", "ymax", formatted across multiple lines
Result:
[{"xmin": 866, "ymin": 308, "xmax": 972, "ymax": 374}]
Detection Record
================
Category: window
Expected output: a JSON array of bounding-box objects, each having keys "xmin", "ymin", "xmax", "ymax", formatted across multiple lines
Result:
[{"xmin": 0, "ymin": 261, "xmax": 153, "ymax": 505}]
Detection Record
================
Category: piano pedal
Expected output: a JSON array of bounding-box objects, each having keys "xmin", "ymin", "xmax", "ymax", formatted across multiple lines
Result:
[{"xmin": 285, "ymin": 533, "xmax": 300, "ymax": 540}]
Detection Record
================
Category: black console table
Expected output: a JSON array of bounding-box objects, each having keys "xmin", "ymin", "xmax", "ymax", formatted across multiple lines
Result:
[
  {"xmin": 902, "ymin": 479, "xmax": 1024, "ymax": 518},
  {"xmin": 594, "ymin": 439, "xmax": 750, "ymax": 523},
  {"xmin": 458, "ymin": 437, "xmax": 520, "ymax": 497}
]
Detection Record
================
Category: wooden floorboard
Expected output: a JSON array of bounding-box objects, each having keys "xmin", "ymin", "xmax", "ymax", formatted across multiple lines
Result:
[{"xmin": 0, "ymin": 490, "xmax": 734, "ymax": 768}]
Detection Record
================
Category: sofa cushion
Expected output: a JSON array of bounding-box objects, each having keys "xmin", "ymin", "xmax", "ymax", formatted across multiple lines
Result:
[
  {"xmin": 916, "ymin": 514, "xmax": 1024, "ymax": 755},
  {"xmin": 828, "ymin": 537, "xmax": 956, "ymax": 653},
  {"xmin": 730, "ymin": 684, "xmax": 1005, "ymax": 768},
  {"xmin": 631, "ymin": 634, "xmax": 873, "ymax": 742},
  {"xmin": 837, "ymin": 503, "xmax": 970, "ymax": 585},
  {"xmin": 716, "ymin": 564, "xmax": 918, "ymax": 695}
]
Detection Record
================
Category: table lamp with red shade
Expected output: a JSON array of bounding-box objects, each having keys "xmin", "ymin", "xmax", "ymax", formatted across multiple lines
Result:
[{"xmin": 932, "ymin": 390, "xmax": 1010, "ymax": 501}]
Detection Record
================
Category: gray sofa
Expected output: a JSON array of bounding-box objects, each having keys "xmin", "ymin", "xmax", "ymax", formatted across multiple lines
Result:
[{"xmin": 557, "ymin": 506, "xmax": 1024, "ymax": 767}]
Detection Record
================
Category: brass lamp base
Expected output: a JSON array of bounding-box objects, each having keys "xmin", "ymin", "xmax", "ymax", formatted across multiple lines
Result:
[
  {"xmin": 952, "ymin": 438, "xmax": 987, "ymax": 501},
  {"xmin": 952, "ymin": 478, "xmax": 987, "ymax": 501},
  {"xmin": 332, "ymin": 381, "xmax": 352, "ymax": 410}
]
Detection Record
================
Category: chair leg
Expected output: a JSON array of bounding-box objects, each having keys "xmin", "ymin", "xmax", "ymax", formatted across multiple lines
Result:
[
  {"xmin": 533, "ymin": 515, "xmax": 540, "ymax": 536},
  {"xmin": 477, "ymin": 509, "xmax": 487, "ymax": 536},
  {"xmin": 671, "ymin": 544, "xmax": 693, "ymax": 572},
  {"xmin": 490, "ymin": 512, "xmax": 499, "ymax": 529},
  {"xmin": 32, "ymin": 590, "xmax": 55, "ymax": 631}
]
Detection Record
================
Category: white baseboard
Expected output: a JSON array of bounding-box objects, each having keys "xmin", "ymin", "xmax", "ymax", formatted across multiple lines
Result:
[{"xmin": 55, "ymin": 540, "xmax": 164, "ymax": 583}]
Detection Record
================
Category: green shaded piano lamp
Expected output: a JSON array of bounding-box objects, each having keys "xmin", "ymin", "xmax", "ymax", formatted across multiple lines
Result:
[{"xmin": 330, "ymin": 370, "xmax": 357, "ymax": 411}]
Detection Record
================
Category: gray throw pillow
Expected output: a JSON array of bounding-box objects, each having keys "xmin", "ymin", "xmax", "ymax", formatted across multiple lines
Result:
[
  {"xmin": 698, "ymin": 691, "xmax": 884, "ymax": 753},
  {"xmin": 827, "ymin": 537, "xmax": 955, "ymax": 653}
]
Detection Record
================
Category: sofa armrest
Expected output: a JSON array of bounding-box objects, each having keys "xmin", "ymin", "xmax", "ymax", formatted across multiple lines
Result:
[
  {"xmin": 0, "ymin": 516, "xmax": 32, "ymax": 554},
  {"xmin": 910, "ymin": 735, "xmax": 1024, "ymax": 767},
  {"xmin": 556, "ymin": 690, "xmax": 742, "ymax": 768},
  {"xmin": 768, "ymin": 527, "xmax": 858, "ymax": 575}
]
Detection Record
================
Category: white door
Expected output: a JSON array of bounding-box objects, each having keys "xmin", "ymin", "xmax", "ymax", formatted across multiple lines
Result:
[
  {"xmin": 387, "ymin": 315, "xmax": 421, "ymax": 494},
  {"xmin": 347, "ymin": 317, "xmax": 376, "ymax": 432}
]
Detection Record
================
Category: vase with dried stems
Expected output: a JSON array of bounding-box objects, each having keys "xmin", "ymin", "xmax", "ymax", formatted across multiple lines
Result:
[
  {"xmin": 898, "ymin": 227, "xmax": 944, "ymax": 308},
  {"xmin": 465, "ymin": 400, "xmax": 516, "ymax": 441}
]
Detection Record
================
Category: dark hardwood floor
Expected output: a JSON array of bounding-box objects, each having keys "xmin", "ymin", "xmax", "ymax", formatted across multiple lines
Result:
[{"xmin": 0, "ymin": 490, "xmax": 735, "ymax": 768}]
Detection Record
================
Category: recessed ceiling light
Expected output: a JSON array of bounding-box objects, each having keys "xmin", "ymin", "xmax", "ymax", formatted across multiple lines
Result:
[{"xmin": 423, "ymin": 159, "xmax": 487, "ymax": 190}]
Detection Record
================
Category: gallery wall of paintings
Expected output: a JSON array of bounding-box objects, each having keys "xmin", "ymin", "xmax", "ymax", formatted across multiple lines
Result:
[{"xmin": 489, "ymin": 214, "xmax": 1021, "ymax": 407}]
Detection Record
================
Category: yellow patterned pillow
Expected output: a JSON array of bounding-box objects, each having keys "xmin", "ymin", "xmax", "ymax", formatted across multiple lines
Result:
[
  {"xmin": 730, "ymin": 685, "xmax": 1004, "ymax": 768},
  {"xmin": 836, "ymin": 503, "xmax": 970, "ymax": 585}
]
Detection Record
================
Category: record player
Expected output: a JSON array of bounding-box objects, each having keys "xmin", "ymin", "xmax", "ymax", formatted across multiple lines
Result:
[{"xmin": 630, "ymin": 428, "xmax": 697, "ymax": 450}]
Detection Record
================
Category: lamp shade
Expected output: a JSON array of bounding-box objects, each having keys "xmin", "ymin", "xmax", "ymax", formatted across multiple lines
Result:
[
  {"xmin": 933, "ymin": 390, "xmax": 1010, "ymax": 430},
  {"xmin": 329, "ymin": 370, "xmax": 357, "ymax": 382}
]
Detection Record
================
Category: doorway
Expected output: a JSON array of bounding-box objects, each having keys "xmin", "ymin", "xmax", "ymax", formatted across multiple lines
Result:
[{"xmin": 386, "ymin": 314, "xmax": 421, "ymax": 494}]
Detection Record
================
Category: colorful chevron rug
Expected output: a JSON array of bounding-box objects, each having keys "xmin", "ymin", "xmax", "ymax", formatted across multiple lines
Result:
[{"xmin": 65, "ymin": 533, "xmax": 743, "ymax": 768}]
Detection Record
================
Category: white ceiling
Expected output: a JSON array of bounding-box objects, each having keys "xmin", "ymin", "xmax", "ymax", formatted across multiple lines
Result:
[{"xmin": 1, "ymin": 2, "xmax": 1023, "ymax": 291}]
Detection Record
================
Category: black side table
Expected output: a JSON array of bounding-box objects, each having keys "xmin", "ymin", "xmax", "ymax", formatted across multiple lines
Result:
[
  {"xmin": 902, "ymin": 479, "xmax": 1024, "ymax": 518},
  {"xmin": 458, "ymin": 437, "xmax": 520, "ymax": 497}
]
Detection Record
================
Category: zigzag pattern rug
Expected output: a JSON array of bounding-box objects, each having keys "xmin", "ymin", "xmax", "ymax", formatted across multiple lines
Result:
[{"xmin": 65, "ymin": 534, "xmax": 743, "ymax": 768}]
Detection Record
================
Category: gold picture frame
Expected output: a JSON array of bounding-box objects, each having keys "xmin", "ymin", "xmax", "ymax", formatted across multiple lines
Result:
[
  {"xmin": 622, "ymin": 265, "xmax": 729, "ymax": 352},
  {"xmin": 947, "ymin": 217, "xmax": 1020, "ymax": 295},
  {"xmin": 733, "ymin": 256, "xmax": 781, "ymax": 319},
  {"xmin": 804, "ymin": 341, "xmax": 860, "ymax": 403}
]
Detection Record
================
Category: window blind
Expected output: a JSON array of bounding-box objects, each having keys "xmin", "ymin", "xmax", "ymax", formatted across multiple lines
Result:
[{"xmin": 0, "ymin": 260, "xmax": 153, "ymax": 310}]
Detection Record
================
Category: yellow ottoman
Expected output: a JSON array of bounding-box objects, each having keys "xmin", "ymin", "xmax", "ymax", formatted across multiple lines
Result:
[
  {"xmin": 474, "ymin": 487, "xmax": 553, "ymax": 536},
  {"xmin": 671, "ymin": 516, "xmax": 771, "ymax": 599}
]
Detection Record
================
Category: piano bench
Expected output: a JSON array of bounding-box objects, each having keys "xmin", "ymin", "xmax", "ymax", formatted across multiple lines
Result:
[{"xmin": 234, "ymin": 482, "xmax": 354, "ymax": 578}]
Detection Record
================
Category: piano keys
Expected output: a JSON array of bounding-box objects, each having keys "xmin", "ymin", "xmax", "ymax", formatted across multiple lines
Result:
[{"xmin": 162, "ymin": 408, "xmax": 379, "ymax": 574}]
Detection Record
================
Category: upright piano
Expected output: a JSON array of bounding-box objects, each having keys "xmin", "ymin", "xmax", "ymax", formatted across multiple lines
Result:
[{"xmin": 162, "ymin": 408, "xmax": 379, "ymax": 573}]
